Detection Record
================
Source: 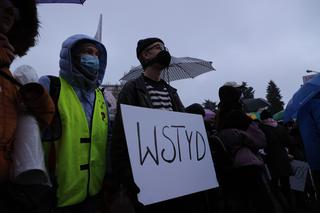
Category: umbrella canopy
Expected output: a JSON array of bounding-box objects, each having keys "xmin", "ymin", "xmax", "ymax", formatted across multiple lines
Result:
[
  {"xmin": 37, "ymin": 0, "xmax": 86, "ymax": 3},
  {"xmin": 273, "ymin": 110, "xmax": 284, "ymax": 121},
  {"xmin": 247, "ymin": 112, "xmax": 260, "ymax": 120},
  {"xmin": 284, "ymin": 73, "xmax": 320, "ymax": 122},
  {"xmin": 120, "ymin": 56, "xmax": 215, "ymax": 82},
  {"xmin": 242, "ymin": 98, "xmax": 270, "ymax": 113}
]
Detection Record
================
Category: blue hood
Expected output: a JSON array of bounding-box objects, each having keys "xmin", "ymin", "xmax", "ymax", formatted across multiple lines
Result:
[{"xmin": 59, "ymin": 34, "xmax": 107, "ymax": 89}]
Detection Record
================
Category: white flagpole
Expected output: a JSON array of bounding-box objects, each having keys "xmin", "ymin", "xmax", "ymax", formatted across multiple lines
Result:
[{"xmin": 94, "ymin": 14, "xmax": 102, "ymax": 42}]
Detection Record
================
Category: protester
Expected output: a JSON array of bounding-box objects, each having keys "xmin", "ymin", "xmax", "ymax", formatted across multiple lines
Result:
[
  {"xmin": 39, "ymin": 34, "xmax": 109, "ymax": 213},
  {"xmin": 111, "ymin": 37, "xmax": 209, "ymax": 213},
  {"xmin": 185, "ymin": 103, "xmax": 225, "ymax": 212},
  {"xmin": 8, "ymin": 65, "xmax": 54, "ymax": 213},
  {"xmin": 0, "ymin": 1, "xmax": 54, "ymax": 212},
  {"xmin": 259, "ymin": 109, "xmax": 294, "ymax": 213},
  {"xmin": 297, "ymin": 93, "xmax": 320, "ymax": 209},
  {"xmin": 215, "ymin": 82, "xmax": 276, "ymax": 213},
  {"xmin": 12, "ymin": 65, "xmax": 51, "ymax": 185},
  {"xmin": 285, "ymin": 121, "xmax": 305, "ymax": 161}
]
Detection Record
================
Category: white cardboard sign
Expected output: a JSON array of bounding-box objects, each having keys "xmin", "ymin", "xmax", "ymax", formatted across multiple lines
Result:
[
  {"xmin": 289, "ymin": 160, "xmax": 309, "ymax": 192},
  {"xmin": 121, "ymin": 104, "xmax": 219, "ymax": 205}
]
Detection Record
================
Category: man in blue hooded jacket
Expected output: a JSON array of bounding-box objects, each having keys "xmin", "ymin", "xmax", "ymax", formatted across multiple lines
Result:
[
  {"xmin": 297, "ymin": 94, "xmax": 320, "ymax": 207},
  {"xmin": 39, "ymin": 34, "xmax": 109, "ymax": 213}
]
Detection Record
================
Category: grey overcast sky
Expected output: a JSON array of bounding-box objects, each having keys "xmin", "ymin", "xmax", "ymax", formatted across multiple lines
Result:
[{"xmin": 11, "ymin": 0, "xmax": 320, "ymax": 107}]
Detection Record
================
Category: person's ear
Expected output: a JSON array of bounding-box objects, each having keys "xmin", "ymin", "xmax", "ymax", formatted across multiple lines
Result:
[
  {"xmin": 142, "ymin": 50, "xmax": 153, "ymax": 61},
  {"xmin": 141, "ymin": 50, "xmax": 147, "ymax": 59}
]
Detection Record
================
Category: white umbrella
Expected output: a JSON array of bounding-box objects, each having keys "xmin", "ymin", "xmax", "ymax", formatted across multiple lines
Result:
[{"xmin": 120, "ymin": 56, "xmax": 215, "ymax": 83}]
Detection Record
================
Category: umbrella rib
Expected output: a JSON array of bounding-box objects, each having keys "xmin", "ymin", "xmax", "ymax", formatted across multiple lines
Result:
[
  {"xmin": 175, "ymin": 63, "xmax": 193, "ymax": 79},
  {"xmin": 121, "ymin": 57, "xmax": 214, "ymax": 82}
]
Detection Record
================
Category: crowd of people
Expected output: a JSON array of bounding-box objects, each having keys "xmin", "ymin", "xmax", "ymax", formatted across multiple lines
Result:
[{"xmin": 1, "ymin": 0, "xmax": 320, "ymax": 213}]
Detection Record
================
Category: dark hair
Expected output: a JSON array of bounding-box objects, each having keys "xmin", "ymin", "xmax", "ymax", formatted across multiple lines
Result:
[
  {"xmin": 7, "ymin": 0, "xmax": 39, "ymax": 56},
  {"xmin": 186, "ymin": 103, "xmax": 205, "ymax": 117},
  {"xmin": 260, "ymin": 109, "xmax": 272, "ymax": 120},
  {"xmin": 218, "ymin": 85, "xmax": 242, "ymax": 104}
]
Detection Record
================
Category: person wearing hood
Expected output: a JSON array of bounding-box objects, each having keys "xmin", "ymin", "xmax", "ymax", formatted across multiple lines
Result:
[
  {"xmin": 39, "ymin": 34, "xmax": 109, "ymax": 212},
  {"xmin": 215, "ymin": 83, "xmax": 278, "ymax": 213},
  {"xmin": 297, "ymin": 93, "xmax": 320, "ymax": 208}
]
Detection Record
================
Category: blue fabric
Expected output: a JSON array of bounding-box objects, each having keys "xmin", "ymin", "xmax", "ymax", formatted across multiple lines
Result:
[
  {"xmin": 39, "ymin": 34, "xmax": 107, "ymax": 129},
  {"xmin": 297, "ymin": 95, "xmax": 320, "ymax": 170},
  {"xmin": 80, "ymin": 54, "xmax": 100, "ymax": 74},
  {"xmin": 284, "ymin": 74, "xmax": 320, "ymax": 122}
]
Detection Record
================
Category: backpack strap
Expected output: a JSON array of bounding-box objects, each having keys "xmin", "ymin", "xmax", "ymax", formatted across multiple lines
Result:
[
  {"xmin": 41, "ymin": 76, "xmax": 61, "ymax": 195},
  {"xmin": 48, "ymin": 75, "xmax": 61, "ymax": 109},
  {"xmin": 41, "ymin": 76, "xmax": 62, "ymax": 141}
]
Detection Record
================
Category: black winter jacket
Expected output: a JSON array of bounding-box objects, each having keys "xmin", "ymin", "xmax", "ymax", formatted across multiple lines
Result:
[{"xmin": 111, "ymin": 75, "xmax": 185, "ymax": 185}]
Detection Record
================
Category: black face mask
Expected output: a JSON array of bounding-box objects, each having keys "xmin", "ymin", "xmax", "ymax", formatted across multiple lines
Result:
[{"xmin": 142, "ymin": 50, "xmax": 171, "ymax": 69}]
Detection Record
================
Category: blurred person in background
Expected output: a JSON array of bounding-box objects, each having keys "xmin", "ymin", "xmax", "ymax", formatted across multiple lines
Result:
[{"xmin": 0, "ymin": 1, "xmax": 54, "ymax": 212}]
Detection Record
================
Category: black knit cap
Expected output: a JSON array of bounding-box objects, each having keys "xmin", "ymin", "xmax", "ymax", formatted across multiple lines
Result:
[{"xmin": 136, "ymin": 37, "xmax": 164, "ymax": 58}]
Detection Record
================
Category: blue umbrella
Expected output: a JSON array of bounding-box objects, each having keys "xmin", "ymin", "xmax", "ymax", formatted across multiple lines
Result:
[
  {"xmin": 37, "ymin": 0, "xmax": 86, "ymax": 4},
  {"xmin": 284, "ymin": 74, "xmax": 320, "ymax": 122}
]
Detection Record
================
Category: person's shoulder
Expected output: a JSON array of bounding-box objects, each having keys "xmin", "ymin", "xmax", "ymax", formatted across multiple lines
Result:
[
  {"xmin": 39, "ymin": 75, "xmax": 50, "ymax": 82},
  {"xmin": 218, "ymin": 128, "xmax": 242, "ymax": 143},
  {"xmin": 121, "ymin": 79, "xmax": 138, "ymax": 91},
  {"xmin": 39, "ymin": 75, "xmax": 52, "ymax": 91},
  {"xmin": 309, "ymin": 96, "xmax": 320, "ymax": 108},
  {"xmin": 122, "ymin": 76, "xmax": 145, "ymax": 90}
]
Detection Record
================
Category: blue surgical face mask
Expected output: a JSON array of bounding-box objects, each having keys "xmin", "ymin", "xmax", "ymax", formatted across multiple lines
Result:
[{"xmin": 80, "ymin": 54, "xmax": 100, "ymax": 74}]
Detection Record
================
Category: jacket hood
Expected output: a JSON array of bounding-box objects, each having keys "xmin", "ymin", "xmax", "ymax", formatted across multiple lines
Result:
[
  {"xmin": 13, "ymin": 65, "xmax": 39, "ymax": 85},
  {"xmin": 59, "ymin": 34, "xmax": 107, "ymax": 88}
]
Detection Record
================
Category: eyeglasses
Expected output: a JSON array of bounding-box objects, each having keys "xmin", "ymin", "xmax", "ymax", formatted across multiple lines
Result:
[{"xmin": 145, "ymin": 43, "xmax": 168, "ymax": 52}]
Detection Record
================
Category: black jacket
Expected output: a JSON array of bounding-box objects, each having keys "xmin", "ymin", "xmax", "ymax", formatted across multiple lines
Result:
[
  {"xmin": 259, "ymin": 124, "xmax": 293, "ymax": 178},
  {"xmin": 110, "ymin": 75, "xmax": 211, "ymax": 213},
  {"xmin": 111, "ymin": 75, "xmax": 184, "ymax": 185}
]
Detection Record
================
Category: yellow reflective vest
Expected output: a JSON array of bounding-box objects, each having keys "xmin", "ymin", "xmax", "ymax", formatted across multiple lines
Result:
[{"xmin": 53, "ymin": 78, "xmax": 108, "ymax": 207}]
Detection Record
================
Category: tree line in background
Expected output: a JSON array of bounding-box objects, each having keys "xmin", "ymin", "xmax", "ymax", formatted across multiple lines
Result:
[{"xmin": 202, "ymin": 80, "xmax": 284, "ymax": 114}]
